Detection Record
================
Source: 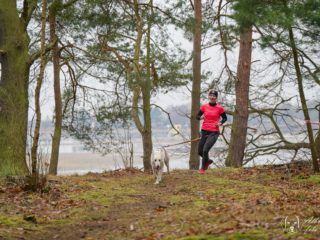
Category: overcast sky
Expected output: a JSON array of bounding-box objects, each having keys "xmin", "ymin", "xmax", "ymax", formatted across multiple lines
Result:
[{"xmin": 24, "ymin": 1, "xmax": 320, "ymax": 121}]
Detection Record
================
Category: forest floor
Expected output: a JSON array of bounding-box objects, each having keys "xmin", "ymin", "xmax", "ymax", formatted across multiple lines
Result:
[{"xmin": 1, "ymin": 163, "xmax": 320, "ymax": 240}]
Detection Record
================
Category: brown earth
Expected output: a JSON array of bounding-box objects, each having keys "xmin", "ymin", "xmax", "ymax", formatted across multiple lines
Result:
[{"xmin": 1, "ymin": 164, "xmax": 320, "ymax": 240}]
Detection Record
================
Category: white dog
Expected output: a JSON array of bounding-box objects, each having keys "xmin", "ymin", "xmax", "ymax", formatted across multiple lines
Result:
[{"xmin": 151, "ymin": 147, "xmax": 170, "ymax": 184}]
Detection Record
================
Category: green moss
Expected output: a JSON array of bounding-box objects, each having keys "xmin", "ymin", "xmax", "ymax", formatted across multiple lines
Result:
[
  {"xmin": 0, "ymin": 1, "xmax": 29, "ymax": 176},
  {"xmin": 290, "ymin": 174, "xmax": 320, "ymax": 187},
  {"xmin": 303, "ymin": 175, "xmax": 320, "ymax": 184},
  {"xmin": 66, "ymin": 174, "xmax": 147, "ymax": 206},
  {"xmin": 0, "ymin": 214, "xmax": 30, "ymax": 227},
  {"xmin": 193, "ymin": 199, "xmax": 209, "ymax": 208},
  {"xmin": 68, "ymin": 190, "xmax": 112, "ymax": 205},
  {"xmin": 210, "ymin": 167, "xmax": 241, "ymax": 174},
  {"xmin": 167, "ymin": 195, "xmax": 188, "ymax": 205},
  {"xmin": 47, "ymin": 218, "xmax": 73, "ymax": 226},
  {"xmin": 177, "ymin": 236, "xmax": 224, "ymax": 240},
  {"xmin": 177, "ymin": 228, "xmax": 269, "ymax": 240},
  {"xmin": 231, "ymin": 228, "xmax": 269, "ymax": 240},
  {"xmin": 206, "ymin": 178, "xmax": 275, "ymax": 197},
  {"xmin": 0, "ymin": 215, "xmax": 21, "ymax": 227},
  {"xmin": 1, "ymin": 169, "xmax": 320, "ymax": 239}
]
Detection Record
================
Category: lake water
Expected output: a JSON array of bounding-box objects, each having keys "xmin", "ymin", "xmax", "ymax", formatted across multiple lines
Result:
[
  {"xmin": 36, "ymin": 135, "xmax": 194, "ymax": 175},
  {"xmin": 36, "ymin": 130, "xmax": 310, "ymax": 175}
]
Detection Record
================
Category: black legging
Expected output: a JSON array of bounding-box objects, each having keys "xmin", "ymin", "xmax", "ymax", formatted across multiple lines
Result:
[{"xmin": 198, "ymin": 130, "xmax": 220, "ymax": 169}]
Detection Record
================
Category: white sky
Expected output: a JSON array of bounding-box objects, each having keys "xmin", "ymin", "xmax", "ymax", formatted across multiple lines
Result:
[{"xmin": 25, "ymin": 1, "xmax": 320, "ymax": 120}]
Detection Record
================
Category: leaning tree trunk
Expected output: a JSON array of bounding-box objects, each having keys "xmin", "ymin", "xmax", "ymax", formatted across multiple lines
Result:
[
  {"xmin": 189, "ymin": 0, "xmax": 202, "ymax": 170},
  {"xmin": 288, "ymin": 27, "xmax": 319, "ymax": 172},
  {"xmin": 226, "ymin": 26, "xmax": 252, "ymax": 167},
  {"xmin": 49, "ymin": 2, "xmax": 63, "ymax": 175},
  {"xmin": 30, "ymin": 0, "xmax": 47, "ymax": 186},
  {"xmin": 0, "ymin": 2, "xmax": 29, "ymax": 175}
]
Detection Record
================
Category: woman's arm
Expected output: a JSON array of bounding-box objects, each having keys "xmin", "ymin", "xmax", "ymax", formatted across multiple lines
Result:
[
  {"xmin": 196, "ymin": 110, "xmax": 204, "ymax": 120},
  {"xmin": 219, "ymin": 112, "xmax": 227, "ymax": 125}
]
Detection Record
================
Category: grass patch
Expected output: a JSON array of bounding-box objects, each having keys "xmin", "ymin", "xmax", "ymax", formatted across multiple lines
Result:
[
  {"xmin": 193, "ymin": 199, "xmax": 209, "ymax": 208},
  {"xmin": 210, "ymin": 167, "xmax": 241, "ymax": 174},
  {"xmin": 65, "ymin": 174, "xmax": 148, "ymax": 206},
  {"xmin": 1, "ymin": 168, "xmax": 320, "ymax": 239},
  {"xmin": 231, "ymin": 228, "xmax": 269, "ymax": 240},
  {"xmin": 177, "ymin": 236, "xmax": 225, "ymax": 240},
  {"xmin": 289, "ymin": 174, "xmax": 320, "ymax": 190},
  {"xmin": 306, "ymin": 175, "xmax": 320, "ymax": 183},
  {"xmin": 0, "ymin": 214, "xmax": 26, "ymax": 227},
  {"xmin": 178, "ymin": 228, "xmax": 273, "ymax": 240}
]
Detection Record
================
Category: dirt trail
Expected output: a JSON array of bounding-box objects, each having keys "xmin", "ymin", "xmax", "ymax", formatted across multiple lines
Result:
[{"xmin": 1, "ymin": 165, "xmax": 320, "ymax": 239}]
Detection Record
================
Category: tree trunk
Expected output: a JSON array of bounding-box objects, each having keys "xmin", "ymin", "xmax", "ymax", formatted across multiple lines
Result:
[
  {"xmin": 316, "ymin": 108, "xmax": 320, "ymax": 158},
  {"xmin": 105, "ymin": 0, "xmax": 154, "ymax": 171},
  {"xmin": 315, "ymin": 130, "xmax": 320, "ymax": 159},
  {"xmin": 30, "ymin": 0, "xmax": 47, "ymax": 185},
  {"xmin": 189, "ymin": 0, "xmax": 202, "ymax": 170},
  {"xmin": 288, "ymin": 27, "xmax": 319, "ymax": 172},
  {"xmin": 49, "ymin": 2, "xmax": 63, "ymax": 175},
  {"xmin": 128, "ymin": 0, "xmax": 152, "ymax": 171},
  {"xmin": 142, "ymin": 87, "xmax": 152, "ymax": 171},
  {"xmin": 226, "ymin": 26, "xmax": 252, "ymax": 167},
  {"xmin": 141, "ymin": 0, "xmax": 153, "ymax": 171},
  {"xmin": 131, "ymin": 86, "xmax": 152, "ymax": 171},
  {"xmin": 0, "ymin": 2, "xmax": 29, "ymax": 175}
]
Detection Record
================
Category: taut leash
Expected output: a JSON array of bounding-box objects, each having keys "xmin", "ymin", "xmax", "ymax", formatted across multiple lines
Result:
[
  {"xmin": 163, "ymin": 137, "xmax": 201, "ymax": 148},
  {"xmin": 304, "ymin": 120, "xmax": 320, "ymax": 125}
]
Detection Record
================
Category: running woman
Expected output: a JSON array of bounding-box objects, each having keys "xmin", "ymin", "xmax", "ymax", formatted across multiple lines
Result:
[{"xmin": 196, "ymin": 89, "xmax": 227, "ymax": 174}]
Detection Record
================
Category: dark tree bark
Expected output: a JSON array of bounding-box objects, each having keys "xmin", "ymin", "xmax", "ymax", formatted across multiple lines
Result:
[
  {"xmin": 189, "ymin": 0, "xmax": 202, "ymax": 170},
  {"xmin": 315, "ymin": 129, "xmax": 320, "ymax": 160},
  {"xmin": 226, "ymin": 26, "xmax": 253, "ymax": 167},
  {"xmin": 130, "ymin": 0, "xmax": 152, "ymax": 171},
  {"xmin": 316, "ymin": 108, "xmax": 320, "ymax": 159},
  {"xmin": 0, "ymin": 2, "xmax": 33, "ymax": 175},
  {"xmin": 49, "ymin": 1, "xmax": 63, "ymax": 175},
  {"xmin": 141, "ymin": 0, "xmax": 153, "ymax": 171}
]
